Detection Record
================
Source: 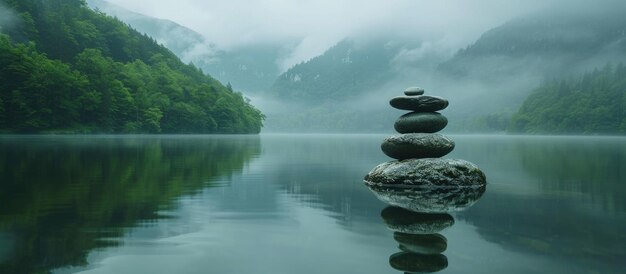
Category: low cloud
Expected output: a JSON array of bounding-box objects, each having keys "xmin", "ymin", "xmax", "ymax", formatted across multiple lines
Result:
[
  {"xmin": 0, "ymin": 3, "xmax": 17, "ymax": 31},
  {"xmin": 103, "ymin": 0, "xmax": 570, "ymax": 66}
]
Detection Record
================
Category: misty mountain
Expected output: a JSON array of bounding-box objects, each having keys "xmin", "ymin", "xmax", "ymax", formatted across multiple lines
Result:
[
  {"xmin": 259, "ymin": 38, "xmax": 449, "ymax": 132},
  {"xmin": 86, "ymin": 0, "xmax": 204, "ymax": 57},
  {"xmin": 269, "ymin": 38, "xmax": 449, "ymax": 102},
  {"xmin": 438, "ymin": 7, "xmax": 626, "ymax": 82},
  {"xmin": 509, "ymin": 63, "xmax": 626, "ymax": 134},
  {"xmin": 262, "ymin": 5, "xmax": 626, "ymax": 132},
  {"xmin": 86, "ymin": 0, "xmax": 283, "ymax": 93},
  {"xmin": 432, "ymin": 6, "xmax": 626, "ymax": 131},
  {"xmin": 270, "ymin": 40, "xmax": 402, "ymax": 102}
]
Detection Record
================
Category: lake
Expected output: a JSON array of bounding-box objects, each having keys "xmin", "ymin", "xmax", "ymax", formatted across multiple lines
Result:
[{"xmin": 0, "ymin": 134, "xmax": 625, "ymax": 274}]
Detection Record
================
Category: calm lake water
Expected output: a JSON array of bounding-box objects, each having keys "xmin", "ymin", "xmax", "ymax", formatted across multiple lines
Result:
[{"xmin": 1, "ymin": 134, "xmax": 625, "ymax": 274}]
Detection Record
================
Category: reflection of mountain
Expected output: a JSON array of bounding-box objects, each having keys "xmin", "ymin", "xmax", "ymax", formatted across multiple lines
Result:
[
  {"xmin": 459, "ymin": 191, "xmax": 626, "ymax": 273},
  {"xmin": 516, "ymin": 137, "xmax": 626, "ymax": 212},
  {"xmin": 452, "ymin": 136, "xmax": 626, "ymax": 212},
  {"xmin": 255, "ymin": 136, "xmax": 390, "ymax": 234},
  {"xmin": 452, "ymin": 137, "xmax": 626, "ymax": 273},
  {"xmin": 0, "ymin": 136, "xmax": 260, "ymax": 274}
]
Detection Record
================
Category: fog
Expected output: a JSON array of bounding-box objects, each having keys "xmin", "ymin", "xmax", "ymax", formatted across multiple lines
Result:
[
  {"xmin": 0, "ymin": 3, "xmax": 17, "ymax": 31},
  {"xmin": 104, "ymin": 0, "xmax": 561, "ymax": 69},
  {"xmin": 6, "ymin": 0, "xmax": 623, "ymax": 133}
]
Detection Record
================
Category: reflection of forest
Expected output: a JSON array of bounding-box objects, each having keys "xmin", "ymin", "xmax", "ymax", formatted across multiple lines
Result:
[
  {"xmin": 263, "ymin": 135, "xmax": 626, "ymax": 273},
  {"xmin": 515, "ymin": 137, "xmax": 626, "ymax": 212},
  {"xmin": 259, "ymin": 136, "xmax": 389, "ymax": 234},
  {"xmin": 454, "ymin": 137, "xmax": 626, "ymax": 273},
  {"xmin": 459, "ymin": 192, "xmax": 626, "ymax": 273},
  {"xmin": 0, "ymin": 136, "xmax": 260, "ymax": 274},
  {"xmin": 454, "ymin": 136, "xmax": 626, "ymax": 212}
]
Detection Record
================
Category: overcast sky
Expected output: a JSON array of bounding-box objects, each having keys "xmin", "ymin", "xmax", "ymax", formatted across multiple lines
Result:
[{"xmin": 103, "ymin": 0, "xmax": 566, "ymax": 62}]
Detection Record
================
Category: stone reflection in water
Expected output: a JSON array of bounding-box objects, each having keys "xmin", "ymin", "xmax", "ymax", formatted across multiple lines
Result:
[
  {"xmin": 394, "ymin": 232, "xmax": 447, "ymax": 255},
  {"xmin": 389, "ymin": 252, "xmax": 448, "ymax": 274},
  {"xmin": 381, "ymin": 206, "xmax": 451, "ymax": 273},
  {"xmin": 381, "ymin": 206, "xmax": 454, "ymax": 234},
  {"xmin": 368, "ymin": 184, "xmax": 486, "ymax": 213}
]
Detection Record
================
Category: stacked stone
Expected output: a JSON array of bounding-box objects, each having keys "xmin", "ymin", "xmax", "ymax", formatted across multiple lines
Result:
[
  {"xmin": 381, "ymin": 87, "xmax": 454, "ymax": 160},
  {"xmin": 364, "ymin": 86, "xmax": 487, "ymax": 213}
]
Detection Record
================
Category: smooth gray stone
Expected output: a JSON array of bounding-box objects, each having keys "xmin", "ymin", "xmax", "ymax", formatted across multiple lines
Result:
[
  {"xmin": 364, "ymin": 158, "xmax": 486, "ymax": 188},
  {"xmin": 404, "ymin": 87, "xmax": 425, "ymax": 96},
  {"xmin": 389, "ymin": 96, "xmax": 449, "ymax": 112},
  {"xmin": 395, "ymin": 232, "xmax": 447, "ymax": 255},
  {"xmin": 381, "ymin": 134, "xmax": 454, "ymax": 160},
  {"xmin": 395, "ymin": 112, "xmax": 448, "ymax": 134},
  {"xmin": 389, "ymin": 252, "xmax": 448, "ymax": 273},
  {"xmin": 380, "ymin": 206, "xmax": 455, "ymax": 234}
]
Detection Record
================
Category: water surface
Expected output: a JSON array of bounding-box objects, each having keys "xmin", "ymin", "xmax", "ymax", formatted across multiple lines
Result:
[{"xmin": 0, "ymin": 134, "xmax": 625, "ymax": 273}]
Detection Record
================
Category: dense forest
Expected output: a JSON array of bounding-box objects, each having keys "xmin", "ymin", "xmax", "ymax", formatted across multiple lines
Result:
[
  {"xmin": 509, "ymin": 63, "xmax": 626, "ymax": 134},
  {"xmin": 0, "ymin": 0, "xmax": 264, "ymax": 133}
]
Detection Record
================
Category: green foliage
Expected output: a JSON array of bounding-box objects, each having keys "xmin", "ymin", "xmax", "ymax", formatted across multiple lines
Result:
[
  {"xmin": 0, "ymin": 0, "xmax": 263, "ymax": 133},
  {"xmin": 509, "ymin": 63, "xmax": 626, "ymax": 134}
]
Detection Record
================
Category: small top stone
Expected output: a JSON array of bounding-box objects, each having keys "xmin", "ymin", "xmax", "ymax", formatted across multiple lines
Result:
[{"xmin": 404, "ymin": 87, "xmax": 425, "ymax": 96}]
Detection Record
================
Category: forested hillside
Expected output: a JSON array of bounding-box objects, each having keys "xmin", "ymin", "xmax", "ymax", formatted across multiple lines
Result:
[
  {"xmin": 509, "ymin": 63, "xmax": 626, "ymax": 134},
  {"xmin": 0, "ymin": 0, "xmax": 264, "ymax": 133},
  {"xmin": 86, "ymin": 0, "xmax": 283, "ymax": 93}
]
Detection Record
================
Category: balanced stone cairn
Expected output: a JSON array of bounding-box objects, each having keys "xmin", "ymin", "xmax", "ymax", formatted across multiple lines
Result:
[{"xmin": 364, "ymin": 87, "xmax": 487, "ymax": 213}]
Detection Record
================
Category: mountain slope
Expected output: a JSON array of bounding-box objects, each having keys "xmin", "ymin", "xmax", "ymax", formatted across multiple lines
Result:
[
  {"xmin": 86, "ymin": 0, "xmax": 205, "ymax": 57},
  {"xmin": 438, "ymin": 7, "xmax": 626, "ymax": 82},
  {"xmin": 509, "ymin": 63, "xmax": 626, "ymax": 134},
  {"xmin": 86, "ymin": 0, "xmax": 283, "ymax": 93},
  {"xmin": 432, "ymin": 6, "xmax": 626, "ymax": 131},
  {"xmin": 261, "ymin": 38, "xmax": 444, "ymax": 132},
  {"xmin": 263, "ymin": 5, "xmax": 626, "ymax": 132},
  {"xmin": 270, "ymin": 40, "xmax": 400, "ymax": 102},
  {"xmin": 0, "ymin": 0, "xmax": 263, "ymax": 133}
]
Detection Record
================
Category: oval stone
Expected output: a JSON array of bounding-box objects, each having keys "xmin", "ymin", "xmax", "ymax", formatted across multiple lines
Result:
[
  {"xmin": 364, "ymin": 158, "xmax": 487, "ymax": 188},
  {"xmin": 394, "ymin": 232, "xmax": 447, "ymax": 254},
  {"xmin": 380, "ymin": 206, "xmax": 455, "ymax": 234},
  {"xmin": 395, "ymin": 112, "xmax": 448, "ymax": 134},
  {"xmin": 404, "ymin": 87, "xmax": 425, "ymax": 96},
  {"xmin": 389, "ymin": 252, "xmax": 448, "ymax": 273},
  {"xmin": 389, "ymin": 96, "xmax": 449, "ymax": 112},
  {"xmin": 381, "ymin": 133, "xmax": 454, "ymax": 160}
]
